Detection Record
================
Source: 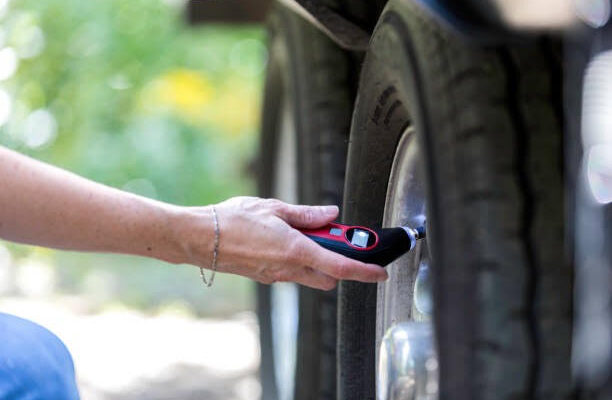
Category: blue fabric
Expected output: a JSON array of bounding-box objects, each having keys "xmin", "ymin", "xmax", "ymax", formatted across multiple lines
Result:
[{"xmin": 0, "ymin": 313, "xmax": 80, "ymax": 400}]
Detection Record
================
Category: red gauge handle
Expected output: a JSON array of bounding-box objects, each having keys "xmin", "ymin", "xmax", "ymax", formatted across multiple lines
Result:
[{"xmin": 299, "ymin": 223, "xmax": 421, "ymax": 266}]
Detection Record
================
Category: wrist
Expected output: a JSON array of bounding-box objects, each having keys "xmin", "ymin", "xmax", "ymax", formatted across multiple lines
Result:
[{"xmin": 166, "ymin": 205, "xmax": 216, "ymax": 266}]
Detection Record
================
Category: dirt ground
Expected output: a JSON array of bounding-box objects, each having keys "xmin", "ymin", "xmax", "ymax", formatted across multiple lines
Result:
[{"xmin": 0, "ymin": 298, "xmax": 261, "ymax": 400}]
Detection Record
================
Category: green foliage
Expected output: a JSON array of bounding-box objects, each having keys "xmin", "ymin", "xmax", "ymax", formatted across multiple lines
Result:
[{"xmin": 0, "ymin": 0, "xmax": 266, "ymax": 314}]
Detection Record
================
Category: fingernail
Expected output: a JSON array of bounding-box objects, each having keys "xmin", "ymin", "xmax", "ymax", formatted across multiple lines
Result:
[{"xmin": 324, "ymin": 205, "xmax": 339, "ymax": 215}]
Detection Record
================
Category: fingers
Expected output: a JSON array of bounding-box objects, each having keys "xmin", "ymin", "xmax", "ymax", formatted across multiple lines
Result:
[
  {"xmin": 299, "ymin": 237, "xmax": 388, "ymax": 283},
  {"xmin": 275, "ymin": 202, "xmax": 339, "ymax": 229},
  {"xmin": 293, "ymin": 267, "xmax": 337, "ymax": 291}
]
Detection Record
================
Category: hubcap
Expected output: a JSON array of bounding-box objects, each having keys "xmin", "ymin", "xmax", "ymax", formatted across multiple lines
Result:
[
  {"xmin": 376, "ymin": 127, "xmax": 438, "ymax": 399},
  {"xmin": 378, "ymin": 323, "xmax": 438, "ymax": 400}
]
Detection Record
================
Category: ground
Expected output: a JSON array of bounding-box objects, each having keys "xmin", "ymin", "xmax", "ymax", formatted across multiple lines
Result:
[{"xmin": 0, "ymin": 297, "xmax": 260, "ymax": 400}]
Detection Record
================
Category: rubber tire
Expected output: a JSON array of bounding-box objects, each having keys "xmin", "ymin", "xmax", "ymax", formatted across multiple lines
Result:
[
  {"xmin": 338, "ymin": 1, "xmax": 573, "ymax": 400},
  {"xmin": 256, "ymin": 4, "xmax": 354, "ymax": 400}
]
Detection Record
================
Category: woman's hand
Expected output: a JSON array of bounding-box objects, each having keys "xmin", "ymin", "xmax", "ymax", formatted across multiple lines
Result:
[{"xmin": 179, "ymin": 197, "xmax": 388, "ymax": 290}]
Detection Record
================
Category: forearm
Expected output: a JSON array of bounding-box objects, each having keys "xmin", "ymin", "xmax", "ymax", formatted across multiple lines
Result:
[
  {"xmin": 0, "ymin": 146, "xmax": 208, "ymax": 264},
  {"xmin": 0, "ymin": 147, "xmax": 387, "ymax": 289}
]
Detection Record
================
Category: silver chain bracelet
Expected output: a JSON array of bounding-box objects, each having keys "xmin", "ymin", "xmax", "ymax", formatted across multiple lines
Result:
[{"xmin": 200, "ymin": 206, "xmax": 219, "ymax": 288}]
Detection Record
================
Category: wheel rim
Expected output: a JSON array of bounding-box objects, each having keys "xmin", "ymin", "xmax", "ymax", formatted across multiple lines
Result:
[
  {"xmin": 379, "ymin": 126, "xmax": 430, "ymax": 327},
  {"xmin": 376, "ymin": 126, "xmax": 438, "ymax": 399},
  {"xmin": 270, "ymin": 93, "xmax": 299, "ymax": 400}
]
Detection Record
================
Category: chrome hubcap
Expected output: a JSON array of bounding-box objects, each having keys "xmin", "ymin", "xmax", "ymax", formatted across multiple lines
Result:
[
  {"xmin": 378, "ymin": 323, "xmax": 439, "ymax": 400},
  {"xmin": 413, "ymin": 260, "xmax": 432, "ymax": 320},
  {"xmin": 376, "ymin": 127, "xmax": 438, "ymax": 400}
]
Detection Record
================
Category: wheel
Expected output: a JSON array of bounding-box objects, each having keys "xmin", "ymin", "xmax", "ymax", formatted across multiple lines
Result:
[
  {"xmin": 256, "ymin": 4, "xmax": 354, "ymax": 400},
  {"xmin": 338, "ymin": 1, "xmax": 573, "ymax": 399}
]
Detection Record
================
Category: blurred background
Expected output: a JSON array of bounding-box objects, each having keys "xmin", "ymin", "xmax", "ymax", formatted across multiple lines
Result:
[{"xmin": 0, "ymin": 0, "xmax": 266, "ymax": 398}]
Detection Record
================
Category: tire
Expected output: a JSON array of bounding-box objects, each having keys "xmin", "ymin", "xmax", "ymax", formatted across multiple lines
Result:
[
  {"xmin": 256, "ymin": 4, "xmax": 354, "ymax": 400},
  {"xmin": 338, "ymin": 1, "xmax": 573, "ymax": 400}
]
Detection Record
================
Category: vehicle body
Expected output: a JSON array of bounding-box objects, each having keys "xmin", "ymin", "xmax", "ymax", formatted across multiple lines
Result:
[{"xmin": 188, "ymin": 1, "xmax": 612, "ymax": 399}]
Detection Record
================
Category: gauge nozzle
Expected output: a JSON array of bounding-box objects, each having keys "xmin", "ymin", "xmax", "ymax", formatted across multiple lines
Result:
[
  {"xmin": 414, "ymin": 226, "xmax": 426, "ymax": 240},
  {"xmin": 399, "ymin": 226, "xmax": 426, "ymax": 252}
]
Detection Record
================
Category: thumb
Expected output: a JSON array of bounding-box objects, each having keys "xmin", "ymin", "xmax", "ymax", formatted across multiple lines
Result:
[{"xmin": 278, "ymin": 204, "xmax": 339, "ymax": 228}]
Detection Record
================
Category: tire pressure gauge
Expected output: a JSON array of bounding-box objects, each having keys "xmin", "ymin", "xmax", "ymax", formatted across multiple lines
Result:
[{"xmin": 300, "ymin": 223, "xmax": 426, "ymax": 266}]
